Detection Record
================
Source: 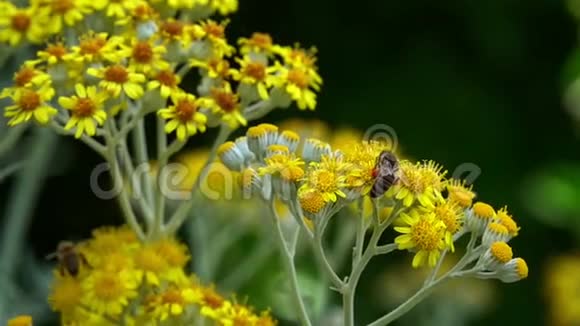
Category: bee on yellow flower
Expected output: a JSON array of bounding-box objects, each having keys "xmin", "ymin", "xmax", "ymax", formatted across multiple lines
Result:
[
  {"xmin": 88, "ymin": 64, "xmax": 146, "ymax": 100},
  {"xmin": 58, "ymin": 84, "xmax": 108, "ymax": 138},
  {"xmin": 158, "ymin": 91, "xmax": 209, "ymax": 141},
  {"xmin": 387, "ymin": 160, "xmax": 447, "ymax": 207},
  {"xmin": 0, "ymin": 3, "xmax": 48, "ymax": 46},
  {"xmin": 4, "ymin": 86, "xmax": 56, "ymax": 126},
  {"xmin": 343, "ymin": 140, "xmax": 392, "ymax": 196},
  {"xmin": 231, "ymin": 55, "xmax": 278, "ymax": 100}
]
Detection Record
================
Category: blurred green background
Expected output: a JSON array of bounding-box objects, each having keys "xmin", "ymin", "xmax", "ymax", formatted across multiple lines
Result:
[{"xmin": 2, "ymin": 0, "xmax": 580, "ymax": 325}]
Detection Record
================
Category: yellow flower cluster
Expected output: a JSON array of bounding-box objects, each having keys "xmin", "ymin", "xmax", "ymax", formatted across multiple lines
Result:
[
  {"xmin": 47, "ymin": 225, "xmax": 275, "ymax": 325},
  {"xmin": 0, "ymin": 0, "xmax": 322, "ymax": 140}
]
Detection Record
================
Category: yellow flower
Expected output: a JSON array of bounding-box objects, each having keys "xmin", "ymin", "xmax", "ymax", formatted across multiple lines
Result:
[
  {"xmin": 119, "ymin": 37, "xmax": 169, "ymax": 74},
  {"xmin": 6, "ymin": 315, "xmax": 32, "ymax": 326},
  {"xmin": 48, "ymin": 273, "xmax": 83, "ymax": 314},
  {"xmin": 88, "ymin": 64, "xmax": 146, "ymax": 100},
  {"xmin": 219, "ymin": 304, "xmax": 259, "ymax": 325},
  {"xmin": 92, "ymin": 0, "xmax": 139, "ymax": 18},
  {"xmin": 343, "ymin": 140, "xmax": 391, "ymax": 195},
  {"xmin": 231, "ymin": 55, "xmax": 277, "ymax": 100},
  {"xmin": 388, "ymin": 160, "xmax": 446, "ymax": 207},
  {"xmin": 199, "ymin": 19, "xmax": 234, "ymax": 57},
  {"xmin": 4, "ymin": 86, "xmax": 56, "ymax": 126},
  {"xmin": 300, "ymin": 163, "xmax": 347, "ymax": 203},
  {"xmin": 0, "ymin": 3, "xmax": 48, "ymax": 46},
  {"xmin": 424, "ymin": 198, "xmax": 463, "ymax": 252},
  {"xmin": 12, "ymin": 65, "xmax": 52, "ymax": 89},
  {"xmin": 41, "ymin": 0, "xmax": 92, "ymax": 34},
  {"xmin": 81, "ymin": 269, "xmax": 138, "ymax": 316},
  {"xmin": 166, "ymin": 0, "xmax": 195, "ymax": 9},
  {"xmin": 210, "ymin": 0, "xmax": 238, "ymax": 15},
  {"xmin": 36, "ymin": 42, "xmax": 69, "ymax": 65},
  {"xmin": 545, "ymin": 254, "xmax": 580, "ymax": 326},
  {"xmin": 65, "ymin": 32, "xmax": 121, "ymax": 63},
  {"xmin": 152, "ymin": 238, "xmax": 190, "ymax": 269},
  {"xmin": 58, "ymin": 84, "xmax": 107, "ymax": 138},
  {"xmin": 274, "ymin": 64, "xmax": 322, "ymax": 110},
  {"xmin": 190, "ymin": 56, "xmax": 233, "ymax": 79},
  {"xmin": 238, "ymin": 32, "xmax": 276, "ymax": 55},
  {"xmin": 159, "ymin": 18, "xmax": 186, "ymax": 42},
  {"xmin": 158, "ymin": 91, "xmax": 208, "ymax": 141},
  {"xmin": 145, "ymin": 286, "xmax": 201, "ymax": 321},
  {"xmin": 147, "ymin": 69, "xmax": 182, "ymax": 98},
  {"xmin": 259, "ymin": 152, "xmax": 305, "ymax": 182},
  {"xmin": 207, "ymin": 82, "xmax": 246, "ymax": 128},
  {"xmin": 446, "ymin": 178, "xmax": 476, "ymax": 208},
  {"xmin": 496, "ymin": 206, "xmax": 520, "ymax": 237},
  {"xmin": 394, "ymin": 210, "xmax": 447, "ymax": 268}
]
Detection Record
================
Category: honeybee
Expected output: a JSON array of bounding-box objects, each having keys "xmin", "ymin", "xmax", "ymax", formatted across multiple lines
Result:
[
  {"xmin": 370, "ymin": 150, "xmax": 399, "ymax": 198},
  {"xmin": 45, "ymin": 241, "xmax": 89, "ymax": 277}
]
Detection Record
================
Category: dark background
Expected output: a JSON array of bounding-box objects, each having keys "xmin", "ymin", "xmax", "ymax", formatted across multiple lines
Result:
[{"xmin": 6, "ymin": 0, "xmax": 579, "ymax": 325}]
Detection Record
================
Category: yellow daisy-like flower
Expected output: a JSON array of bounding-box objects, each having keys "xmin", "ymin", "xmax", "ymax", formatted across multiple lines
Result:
[
  {"xmin": 238, "ymin": 32, "xmax": 276, "ymax": 55},
  {"xmin": 394, "ymin": 210, "xmax": 447, "ymax": 268},
  {"xmin": 4, "ymin": 86, "xmax": 56, "ymax": 126},
  {"xmin": 259, "ymin": 152, "xmax": 305, "ymax": 182},
  {"xmin": 48, "ymin": 273, "xmax": 83, "ymax": 314},
  {"xmin": 274, "ymin": 64, "xmax": 322, "ymax": 110},
  {"xmin": 36, "ymin": 42, "xmax": 68, "ymax": 65},
  {"xmin": 159, "ymin": 18, "xmax": 186, "ymax": 42},
  {"xmin": 119, "ymin": 37, "xmax": 169, "ymax": 74},
  {"xmin": 158, "ymin": 92, "xmax": 208, "ymax": 141},
  {"xmin": 65, "ymin": 32, "xmax": 121, "ymax": 63},
  {"xmin": 145, "ymin": 286, "xmax": 201, "ymax": 321},
  {"xmin": 58, "ymin": 84, "xmax": 107, "ymax": 138},
  {"xmin": 41, "ymin": 0, "xmax": 92, "ymax": 34},
  {"xmin": 300, "ymin": 164, "xmax": 348, "ymax": 203},
  {"xmin": 190, "ymin": 56, "xmax": 233, "ymax": 80},
  {"xmin": 0, "ymin": 3, "xmax": 48, "ymax": 46},
  {"xmin": 92, "ymin": 0, "xmax": 139, "ymax": 18},
  {"xmin": 343, "ymin": 140, "xmax": 391, "ymax": 195},
  {"xmin": 388, "ymin": 160, "xmax": 446, "ymax": 207},
  {"xmin": 133, "ymin": 245, "xmax": 170, "ymax": 286},
  {"xmin": 231, "ymin": 55, "xmax": 277, "ymax": 100},
  {"xmin": 12, "ymin": 65, "xmax": 52, "ymax": 89},
  {"xmin": 424, "ymin": 198, "xmax": 463, "ymax": 252},
  {"xmin": 81, "ymin": 269, "xmax": 138, "ymax": 316},
  {"xmin": 147, "ymin": 69, "xmax": 182, "ymax": 98},
  {"xmin": 279, "ymin": 45, "xmax": 319, "ymax": 71},
  {"xmin": 199, "ymin": 19, "xmax": 234, "ymax": 57},
  {"xmin": 207, "ymin": 82, "xmax": 246, "ymax": 128},
  {"xmin": 446, "ymin": 178, "xmax": 476, "ymax": 208},
  {"xmin": 88, "ymin": 64, "xmax": 145, "ymax": 100},
  {"xmin": 7, "ymin": 315, "xmax": 32, "ymax": 326},
  {"xmin": 496, "ymin": 206, "xmax": 520, "ymax": 237},
  {"xmin": 151, "ymin": 238, "xmax": 190, "ymax": 269},
  {"xmin": 219, "ymin": 304, "xmax": 259, "ymax": 325}
]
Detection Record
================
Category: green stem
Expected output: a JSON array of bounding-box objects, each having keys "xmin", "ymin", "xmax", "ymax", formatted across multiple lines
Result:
[
  {"xmin": 270, "ymin": 201, "xmax": 312, "ymax": 326},
  {"xmin": 132, "ymin": 119, "xmax": 154, "ymax": 212},
  {"xmin": 0, "ymin": 128, "xmax": 56, "ymax": 321},
  {"xmin": 164, "ymin": 125, "xmax": 232, "ymax": 235},
  {"xmin": 0, "ymin": 125, "xmax": 26, "ymax": 157},
  {"xmin": 313, "ymin": 215, "xmax": 343, "ymax": 290}
]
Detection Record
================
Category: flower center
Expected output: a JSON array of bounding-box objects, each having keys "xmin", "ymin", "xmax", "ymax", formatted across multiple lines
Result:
[
  {"xmin": 244, "ymin": 62, "xmax": 266, "ymax": 81},
  {"xmin": 80, "ymin": 37, "xmax": 106, "ymax": 55},
  {"xmin": 490, "ymin": 242, "xmax": 512, "ymax": 263},
  {"xmin": 156, "ymin": 70, "xmax": 177, "ymax": 87},
  {"xmin": 516, "ymin": 258, "xmax": 528, "ymax": 279},
  {"xmin": 211, "ymin": 88, "xmax": 238, "ymax": 112},
  {"xmin": 73, "ymin": 98, "xmax": 96, "ymax": 117},
  {"xmin": 161, "ymin": 20, "xmax": 184, "ymax": 38},
  {"xmin": 175, "ymin": 99, "xmax": 197, "ymax": 122},
  {"xmin": 202, "ymin": 289, "xmax": 224, "ymax": 309},
  {"xmin": 249, "ymin": 33, "xmax": 272, "ymax": 49},
  {"xmin": 134, "ymin": 249, "xmax": 166, "ymax": 272},
  {"xmin": 134, "ymin": 3, "xmax": 155, "ymax": 20},
  {"xmin": 19, "ymin": 90, "xmax": 41, "ymax": 111},
  {"xmin": 154, "ymin": 241, "xmax": 188, "ymax": 267},
  {"xmin": 46, "ymin": 43, "xmax": 67, "ymax": 59},
  {"xmin": 208, "ymin": 58, "xmax": 229, "ymax": 77},
  {"xmin": 94, "ymin": 274, "xmax": 123, "ymax": 301},
  {"xmin": 204, "ymin": 22, "xmax": 224, "ymax": 38},
  {"xmin": 435, "ymin": 205, "xmax": 461, "ymax": 234},
  {"xmin": 104, "ymin": 65, "xmax": 129, "ymax": 83},
  {"xmin": 299, "ymin": 191, "xmax": 326, "ymax": 214},
  {"xmin": 473, "ymin": 202, "xmax": 495, "ymax": 219},
  {"xmin": 410, "ymin": 219, "xmax": 442, "ymax": 251},
  {"xmin": 52, "ymin": 0, "xmax": 74, "ymax": 13},
  {"xmin": 11, "ymin": 13, "xmax": 30, "ymax": 32},
  {"xmin": 132, "ymin": 41, "xmax": 153, "ymax": 63},
  {"xmin": 14, "ymin": 68, "xmax": 36, "ymax": 87},
  {"xmin": 161, "ymin": 289, "xmax": 184, "ymax": 305},
  {"xmin": 287, "ymin": 69, "xmax": 309, "ymax": 89},
  {"xmin": 314, "ymin": 170, "xmax": 336, "ymax": 192}
]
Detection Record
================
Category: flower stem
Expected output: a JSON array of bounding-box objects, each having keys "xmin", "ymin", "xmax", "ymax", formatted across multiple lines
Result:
[{"xmin": 270, "ymin": 201, "xmax": 312, "ymax": 326}]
